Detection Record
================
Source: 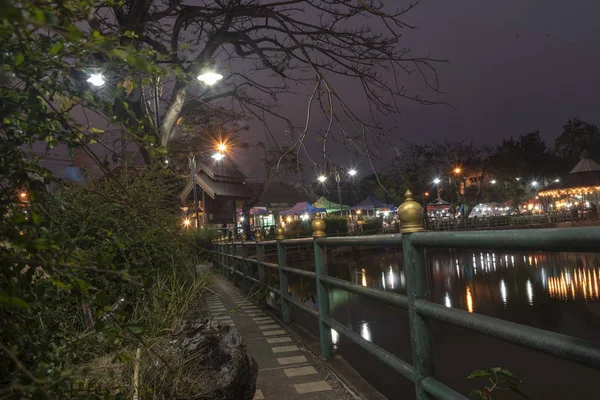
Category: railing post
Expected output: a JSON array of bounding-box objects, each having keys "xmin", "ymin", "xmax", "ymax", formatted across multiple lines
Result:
[
  {"xmin": 275, "ymin": 226, "xmax": 291, "ymax": 324},
  {"xmin": 399, "ymin": 190, "xmax": 434, "ymax": 400},
  {"xmin": 240, "ymin": 233, "xmax": 250, "ymax": 294},
  {"xmin": 312, "ymin": 217, "xmax": 332, "ymax": 359},
  {"xmin": 229, "ymin": 238, "xmax": 236, "ymax": 282},
  {"xmin": 255, "ymin": 230, "xmax": 266, "ymax": 284}
]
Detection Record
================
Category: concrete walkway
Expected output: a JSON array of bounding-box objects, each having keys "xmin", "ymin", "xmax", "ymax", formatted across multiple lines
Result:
[{"xmin": 206, "ymin": 275, "xmax": 353, "ymax": 400}]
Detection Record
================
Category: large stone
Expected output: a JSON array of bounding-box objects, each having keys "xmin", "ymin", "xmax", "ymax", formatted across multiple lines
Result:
[{"xmin": 172, "ymin": 318, "xmax": 258, "ymax": 400}]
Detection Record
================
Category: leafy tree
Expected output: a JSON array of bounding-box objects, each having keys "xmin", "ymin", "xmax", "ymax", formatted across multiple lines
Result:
[
  {"xmin": 89, "ymin": 0, "xmax": 444, "ymax": 174},
  {"xmin": 555, "ymin": 118, "xmax": 600, "ymax": 164},
  {"xmin": 0, "ymin": 0, "xmax": 199, "ymax": 396}
]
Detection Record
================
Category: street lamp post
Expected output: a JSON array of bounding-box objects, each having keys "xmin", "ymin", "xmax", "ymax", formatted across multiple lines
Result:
[
  {"xmin": 334, "ymin": 168, "xmax": 343, "ymax": 216},
  {"xmin": 188, "ymin": 155, "xmax": 201, "ymax": 229}
]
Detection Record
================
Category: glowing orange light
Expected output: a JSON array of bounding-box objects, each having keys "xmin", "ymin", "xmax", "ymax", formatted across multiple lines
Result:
[
  {"xmin": 183, "ymin": 218, "xmax": 191, "ymax": 227},
  {"xmin": 19, "ymin": 192, "xmax": 27, "ymax": 199},
  {"xmin": 466, "ymin": 287, "xmax": 474, "ymax": 313},
  {"xmin": 454, "ymin": 167, "xmax": 461, "ymax": 174},
  {"xmin": 425, "ymin": 192, "xmax": 430, "ymax": 197},
  {"xmin": 217, "ymin": 143, "xmax": 227, "ymax": 152}
]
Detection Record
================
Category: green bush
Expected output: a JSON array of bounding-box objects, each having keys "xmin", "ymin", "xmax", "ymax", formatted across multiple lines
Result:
[
  {"xmin": 324, "ymin": 216, "xmax": 348, "ymax": 235},
  {"xmin": 286, "ymin": 219, "xmax": 311, "ymax": 237},
  {"xmin": 362, "ymin": 218, "xmax": 383, "ymax": 233}
]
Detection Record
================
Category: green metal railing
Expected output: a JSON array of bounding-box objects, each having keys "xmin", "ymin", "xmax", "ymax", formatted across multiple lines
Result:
[{"xmin": 212, "ymin": 191, "xmax": 600, "ymax": 400}]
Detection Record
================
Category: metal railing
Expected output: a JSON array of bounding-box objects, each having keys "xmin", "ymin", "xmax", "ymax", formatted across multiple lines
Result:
[{"xmin": 212, "ymin": 191, "xmax": 600, "ymax": 400}]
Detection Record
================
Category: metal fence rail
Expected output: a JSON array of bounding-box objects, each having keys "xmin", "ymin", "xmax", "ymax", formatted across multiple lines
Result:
[{"xmin": 212, "ymin": 190, "xmax": 600, "ymax": 400}]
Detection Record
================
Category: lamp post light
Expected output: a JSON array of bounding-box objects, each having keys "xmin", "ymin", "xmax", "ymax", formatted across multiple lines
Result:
[
  {"xmin": 317, "ymin": 175, "xmax": 327, "ymax": 183},
  {"xmin": 87, "ymin": 73, "xmax": 106, "ymax": 87},
  {"xmin": 433, "ymin": 178, "xmax": 441, "ymax": 200},
  {"xmin": 490, "ymin": 179, "xmax": 497, "ymax": 185},
  {"xmin": 197, "ymin": 71, "xmax": 224, "ymax": 85},
  {"xmin": 188, "ymin": 155, "xmax": 202, "ymax": 229},
  {"xmin": 334, "ymin": 168, "xmax": 343, "ymax": 216}
]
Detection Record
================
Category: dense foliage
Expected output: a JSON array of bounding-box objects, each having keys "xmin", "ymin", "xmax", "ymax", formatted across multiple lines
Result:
[
  {"xmin": 323, "ymin": 217, "xmax": 348, "ymax": 236},
  {"xmin": 0, "ymin": 1, "xmax": 205, "ymax": 397}
]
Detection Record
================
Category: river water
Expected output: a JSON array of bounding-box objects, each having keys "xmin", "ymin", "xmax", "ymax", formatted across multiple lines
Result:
[{"xmin": 282, "ymin": 247, "xmax": 600, "ymax": 399}]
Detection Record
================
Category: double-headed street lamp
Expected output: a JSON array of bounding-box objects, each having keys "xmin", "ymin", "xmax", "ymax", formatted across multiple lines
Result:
[{"xmin": 317, "ymin": 168, "xmax": 358, "ymax": 216}]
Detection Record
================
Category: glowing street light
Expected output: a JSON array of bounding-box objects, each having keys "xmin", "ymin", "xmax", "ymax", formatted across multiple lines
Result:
[
  {"xmin": 217, "ymin": 143, "xmax": 227, "ymax": 152},
  {"xmin": 348, "ymin": 169, "xmax": 357, "ymax": 177},
  {"xmin": 197, "ymin": 71, "xmax": 223, "ymax": 85},
  {"xmin": 87, "ymin": 73, "xmax": 106, "ymax": 87},
  {"xmin": 317, "ymin": 175, "xmax": 327, "ymax": 183},
  {"xmin": 433, "ymin": 178, "xmax": 441, "ymax": 185},
  {"xmin": 531, "ymin": 181, "xmax": 538, "ymax": 187},
  {"xmin": 554, "ymin": 178, "xmax": 560, "ymax": 183},
  {"xmin": 490, "ymin": 179, "xmax": 497, "ymax": 185},
  {"xmin": 183, "ymin": 218, "xmax": 191, "ymax": 227},
  {"xmin": 212, "ymin": 152, "xmax": 224, "ymax": 161},
  {"xmin": 454, "ymin": 167, "xmax": 461, "ymax": 174}
]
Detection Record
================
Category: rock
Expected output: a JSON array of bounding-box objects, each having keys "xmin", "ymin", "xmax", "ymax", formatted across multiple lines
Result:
[{"xmin": 172, "ymin": 319, "xmax": 258, "ymax": 400}]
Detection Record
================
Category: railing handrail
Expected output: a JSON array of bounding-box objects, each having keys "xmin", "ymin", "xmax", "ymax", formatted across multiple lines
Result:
[{"xmin": 213, "ymin": 211, "xmax": 600, "ymax": 400}]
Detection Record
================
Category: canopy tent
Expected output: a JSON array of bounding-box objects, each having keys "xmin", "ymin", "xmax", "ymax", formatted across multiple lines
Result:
[
  {"xmin": 280, "ymin": 202, "xmax": 327, "ymax": 215},
  {"xmin": 313, "ymin": 196, "xmax": 350, "ymax": 213},
  {"xmin": 426, "ymin": 198, "xmax": 451, "ymax": 210},
  {"xmin": 350, "ymin": 196, "xmax": 394, "ymax": 211}
]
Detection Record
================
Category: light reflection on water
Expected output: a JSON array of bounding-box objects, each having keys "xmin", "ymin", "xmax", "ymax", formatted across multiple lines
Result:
[
  {"xmin": 329, "ymin": 250, "xmax": 600, "ymax": 311},
  {"xmin": 284, "ymin": 248, "xmax": 600, "ymax": 400},
  {"xmin": 287, "ymin": 249, "xmax": 600, "ymax": 333}
]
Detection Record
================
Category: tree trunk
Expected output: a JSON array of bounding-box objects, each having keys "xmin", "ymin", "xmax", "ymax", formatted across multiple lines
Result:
[{"xmin": 160, "ymin": 82, "xmax": 188, "ymax": 147}]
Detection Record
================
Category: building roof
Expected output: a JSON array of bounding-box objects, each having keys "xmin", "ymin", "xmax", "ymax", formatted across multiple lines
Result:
[
  {"xmin": 179, "ymin": 158, "xmax": 252, "ymax": 201},
  {"xmin": 539, "ymin": 152, "xmax": 600, "ymax": 196},
  {"xmin": 197, "ymin": 157, "xmax": 246, "ymax": 183}
]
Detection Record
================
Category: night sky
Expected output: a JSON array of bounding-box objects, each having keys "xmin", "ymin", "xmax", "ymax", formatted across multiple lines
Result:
[
  {"xmin": 49, "ymin": 1, "xmax": 600, "ymax": 180},
  {"xmin": 401, "ymin": 0, "xmax": 600, "ymax": 144},
  {"xmin": 237, "ymin": 0, "xmax": 600, "ymax": 178}
]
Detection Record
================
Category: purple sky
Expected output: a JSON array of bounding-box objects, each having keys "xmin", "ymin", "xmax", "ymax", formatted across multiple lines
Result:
[
  {"xmin": 236, "ymin": 0, "xmax": 600, "ymax": 178},
  {"xmin": 401, "ymin": 0, "xmax": 600, "ymax": 144},
  {"xmin": 48, "ymin": 1, "xmax": 600, "ymax": 181}
]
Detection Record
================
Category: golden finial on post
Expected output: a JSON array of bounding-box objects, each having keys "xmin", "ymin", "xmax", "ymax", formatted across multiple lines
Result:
[
  {"xmin": 241, "ymin": 231, "xmax": 247, "ymax": 243},
  {"xmin": 275, "ymin": 225, "xmax": 286, "ymax": 240},
  {"xmin": 398, "ymin": 190, "xmax": 425, "ymax": 234},
  {"xmin": 311, "ymin": 216, "xmax": 327, "ymax": 238},
  {"xmin": 255, "ymin": 229, "xmax": 264, "ymax": 242},
  {"xmin": 230, "ymin": 235, "xmax": 235, "ymax": 243}
]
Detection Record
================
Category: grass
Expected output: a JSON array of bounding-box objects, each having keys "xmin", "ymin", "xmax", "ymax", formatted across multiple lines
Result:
[{"xmin": 79, "ymin": 259, "xmax": 214, "ymax": 398}]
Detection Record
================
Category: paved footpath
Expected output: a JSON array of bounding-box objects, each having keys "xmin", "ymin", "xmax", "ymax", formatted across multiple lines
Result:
[{"xmin": 206, "ymin": 275, "xmax": 354, "ymax": 400}]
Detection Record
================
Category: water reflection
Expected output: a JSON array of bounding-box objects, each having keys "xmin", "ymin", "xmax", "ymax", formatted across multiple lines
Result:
[
  {"xmin": 444, "ymin": 292, "xmax": 452, "ymax": 308},
  {"xmin": 360, "ymin": 322, "xmax": 372, "ymax": 342},
  {"xmin": 500, "ymin": 279, "xmax": 508, "ymax": 307},
  {"xmin": 284, "ymin": 248, "xmax": 600, "ymax": 400},
  {"xmin": 331, "ymin": 328, "xmax": 339, "ymax": 349},
  {"xmin": 317, "ymin": 249, "xmax": 600, "ymax": 316},
  {"xmin": 466, "ymin": 286, "xmax": 474, "ymax": 313},
  {"xmin": 548, "ymin": 268, "xmax": 600, "ymax": 300}
]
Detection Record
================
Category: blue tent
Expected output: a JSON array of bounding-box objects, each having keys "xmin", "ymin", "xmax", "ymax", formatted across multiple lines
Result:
[
  {"xmin": 350, "ymin": 196, "xmax": 395, "ymax": 211},
  {"xmin": 280, "ymin": 202, "xmax": 326, "ymax": 215}
]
